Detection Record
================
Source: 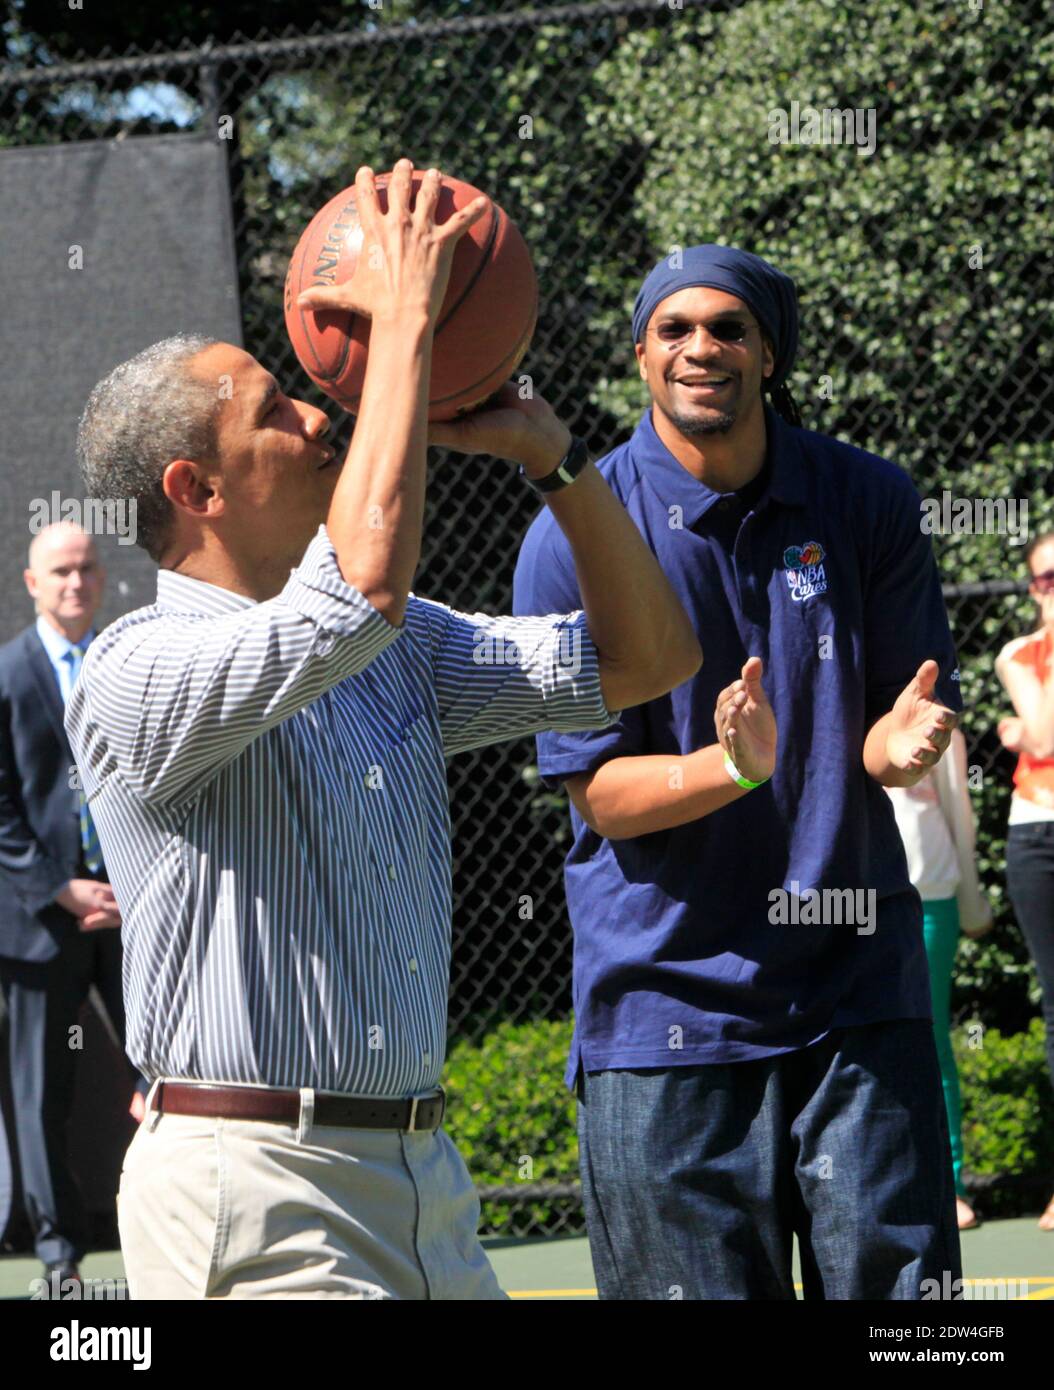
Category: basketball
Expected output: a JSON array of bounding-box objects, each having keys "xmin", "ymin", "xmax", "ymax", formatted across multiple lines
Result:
[{"xmin": 283, "ymin": 171, "xmax": 538, "ymax": 420}]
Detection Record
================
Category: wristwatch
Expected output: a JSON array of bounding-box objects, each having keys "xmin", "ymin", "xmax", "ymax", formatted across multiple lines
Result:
[{"xmin": 519, "ymin": 436, "xmax": 591, "ymax": 495}]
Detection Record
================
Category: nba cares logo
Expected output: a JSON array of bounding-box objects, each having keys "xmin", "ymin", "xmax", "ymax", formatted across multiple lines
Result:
[{"xmin": 783, "ymin": 540, "xmax": 828, "ymax": 603}]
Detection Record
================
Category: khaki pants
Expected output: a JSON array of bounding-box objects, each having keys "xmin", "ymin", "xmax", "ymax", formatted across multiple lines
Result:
[{"xmin": 117, "ymin": 1100, "xmax": 506, "ymax": 1300}]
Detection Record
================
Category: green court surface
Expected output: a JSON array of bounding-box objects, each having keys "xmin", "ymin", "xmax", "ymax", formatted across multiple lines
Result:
[
  {"xmin": 1, "ymin": 1221, "xmax": 1052, "ymax": 1301},
  {"xmin": 484, "ymin": 1224, "xmax": 1054, "ymax": 1300}
]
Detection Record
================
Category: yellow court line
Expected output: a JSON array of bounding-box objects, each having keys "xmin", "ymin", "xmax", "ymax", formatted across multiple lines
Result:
[
  {"xmin": 507, "ymin": 1276, "xmax": 1054, "ymax": 1301},
  {"xmin": 508, "ymin": 1288, "xmax": 598, "ymax": 1298},
  {"xmin": 963, "ymin": 1276, "xmax": 1054, "ymax": 1289}
]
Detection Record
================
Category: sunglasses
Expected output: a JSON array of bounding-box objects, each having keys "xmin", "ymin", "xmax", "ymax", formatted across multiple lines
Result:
[
  {"xmin": 650, "ymin": 320, "xmax": 752, "ymax": 346},
  {"xmin": 1031, "ymin": 570, "xmax": 1054, "ymax": 594}
]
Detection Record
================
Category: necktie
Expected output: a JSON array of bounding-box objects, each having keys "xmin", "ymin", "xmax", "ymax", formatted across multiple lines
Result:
[{"xmin": 63, "ymin": 644, "xmax": 103, "ymax": 874}]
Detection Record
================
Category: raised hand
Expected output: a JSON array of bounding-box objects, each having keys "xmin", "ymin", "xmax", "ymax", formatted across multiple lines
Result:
[
  {"xmin": 296, "ymin": 160, "xmax": 490, "ymax": 329},
  {"xmin": 883, "ymin": 660, "xmax": 957, "ymax": 773},
  {"xmin": 714, "ymin": 656, "xmax": 777, "ymax": 784},
  {"xmin": 426, "ymin": 381, "xmax": 572, "ymax": 474}
]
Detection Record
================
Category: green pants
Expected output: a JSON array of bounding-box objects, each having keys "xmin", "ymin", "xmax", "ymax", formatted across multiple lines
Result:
[{"xmin": 923, "ymin": 897, "xmax": 966, "ymax": 1199}]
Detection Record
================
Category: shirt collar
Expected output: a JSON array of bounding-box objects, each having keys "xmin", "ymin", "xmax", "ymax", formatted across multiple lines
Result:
[
  {"xmin": 35, "ymin": 615, "xmax": 96, "ymax": 662},
  {"xmin": 628, "ymin": 402, "xmax": 807, "ymax": 526},
  {"xmin": 156, "ymin": 567, "xmax": 260, "ymax": 617}
]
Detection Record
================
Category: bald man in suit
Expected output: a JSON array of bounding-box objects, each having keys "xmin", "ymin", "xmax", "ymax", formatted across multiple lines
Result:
[{"xmin": 0, "ymin": 522, "xmax": 134, "ymax": 1284}]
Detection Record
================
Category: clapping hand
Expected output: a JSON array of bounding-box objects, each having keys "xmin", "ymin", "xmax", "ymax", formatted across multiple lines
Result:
[
  {"xmin": 884, "ymin": 660, "xmax": 958, "ymax": 774},
  {"xmin": 714, "ymin": 657, "xmax": 777, "ymax": 784}
]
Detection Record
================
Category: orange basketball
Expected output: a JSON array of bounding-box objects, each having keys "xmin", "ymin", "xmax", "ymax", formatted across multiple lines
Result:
[{"xmin": 283, "ymin": 171, "xmax": 538, "ymax": 420}]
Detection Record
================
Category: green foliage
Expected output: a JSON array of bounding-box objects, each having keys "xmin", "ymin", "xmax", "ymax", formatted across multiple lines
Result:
[
  {"xmin": 582, "ymin": 0, "xmax": 1054, "ymax": 477},
  {"xmin": 444, "ymin": 1016, "xmax": 578, "ymax": 1235},
  {"xmin": 956, "ymin": 1017, "xmax": 1054, "ymax": 1215},
  {"xmin": 445, "ymin": 1016, "xmax": 1054, "ymax": 1231}
]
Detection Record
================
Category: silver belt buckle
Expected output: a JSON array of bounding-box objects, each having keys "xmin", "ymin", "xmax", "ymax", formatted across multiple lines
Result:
[{"xmin": 406, "ymin": 1088, "xmax": 445, "ymax": 1132}]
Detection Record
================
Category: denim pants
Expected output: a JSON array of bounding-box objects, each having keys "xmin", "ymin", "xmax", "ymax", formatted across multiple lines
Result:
[
  {"xmin": 576, "ymin": 1020, "xmax": 962, "ymax": 1300},
  {"xmin": 1006, "ymin": 821, "xmax": 1054, "ymax": 1099}
]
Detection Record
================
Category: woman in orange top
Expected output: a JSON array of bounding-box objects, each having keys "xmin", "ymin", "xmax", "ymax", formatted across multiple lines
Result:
[{"xmin": 996, "ymin": 530, "xmax": 1054, "ymax": 1231}]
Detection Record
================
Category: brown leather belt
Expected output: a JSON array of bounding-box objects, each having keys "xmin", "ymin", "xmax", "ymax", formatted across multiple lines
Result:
[{"xmin": 151, "ymin": 1080, "xmax": 446, "ymax": 1132}]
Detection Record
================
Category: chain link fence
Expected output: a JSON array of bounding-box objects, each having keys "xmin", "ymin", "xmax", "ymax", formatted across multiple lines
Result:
[{"xmin": 3, "ymin": 0, "xmax": 1050, "ymax": 1235}]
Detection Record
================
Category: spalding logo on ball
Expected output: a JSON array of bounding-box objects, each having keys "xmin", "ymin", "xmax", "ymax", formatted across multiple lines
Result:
[{"xmin": 284, "ymin": 171, "xmax": 538, "ymax": 421}]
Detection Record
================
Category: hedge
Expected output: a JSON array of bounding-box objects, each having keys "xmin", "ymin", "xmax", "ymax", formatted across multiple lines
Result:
[
  {"xmin": 444, "ymin": 1014, "xmax": 1054, "ymax": 1232},
  {"xmin": 444, "ymin": 1017, "xmax": 581, "ymax": 1236}
]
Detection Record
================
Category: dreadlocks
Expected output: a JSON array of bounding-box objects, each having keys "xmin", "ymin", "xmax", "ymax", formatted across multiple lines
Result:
[{"xmin": 768, "ymin": 380, "xmax": 802, "ymax": 428}]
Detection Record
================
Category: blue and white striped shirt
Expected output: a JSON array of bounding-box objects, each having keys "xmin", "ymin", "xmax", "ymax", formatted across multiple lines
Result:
[{"xmin": 65, "ymin": 526, "xmax": 613, "ymax": 1095}]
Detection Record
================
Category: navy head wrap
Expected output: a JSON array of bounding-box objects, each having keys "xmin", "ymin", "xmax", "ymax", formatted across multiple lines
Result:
[{"xmin": 631, "ymin": 244, "xmax": 799, "ymax": 391}]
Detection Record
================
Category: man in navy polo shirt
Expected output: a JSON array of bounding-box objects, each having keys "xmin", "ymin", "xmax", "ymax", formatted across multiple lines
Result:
[{"xmin": 512, "ymin": 245, "xmax": 963, "ymax": 1300}]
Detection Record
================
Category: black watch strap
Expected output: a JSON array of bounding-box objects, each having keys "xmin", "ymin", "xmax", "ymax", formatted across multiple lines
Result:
[{"xmin": 519, "ymin": 436, "xmax": 590, "ymax": 495}]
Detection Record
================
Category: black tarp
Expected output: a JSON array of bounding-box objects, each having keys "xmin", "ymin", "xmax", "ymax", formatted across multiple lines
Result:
[{"xmin": 0, "ymin": 132, "xmax": 242, "ymax": 641}]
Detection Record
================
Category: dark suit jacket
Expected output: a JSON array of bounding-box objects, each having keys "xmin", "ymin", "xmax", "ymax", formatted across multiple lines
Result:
[{"xmin": 0, "ymin": 625, "xmax": 106, "ymax": 963}]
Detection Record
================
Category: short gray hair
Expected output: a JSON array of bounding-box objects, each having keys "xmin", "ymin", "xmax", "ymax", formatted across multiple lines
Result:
[{"xmin": 77, "ymin": 334, "xmax": 220, "ymax": 563}]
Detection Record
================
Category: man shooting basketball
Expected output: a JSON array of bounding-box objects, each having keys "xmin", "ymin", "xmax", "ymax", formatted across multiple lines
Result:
[{"xmin": 66, "ymin": 160, "xmax": 704, "ymax": 1299}]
